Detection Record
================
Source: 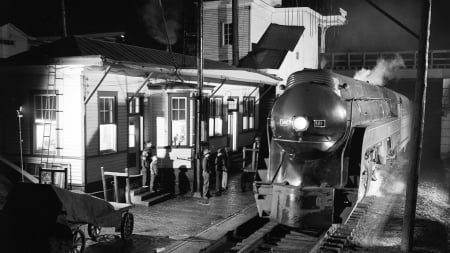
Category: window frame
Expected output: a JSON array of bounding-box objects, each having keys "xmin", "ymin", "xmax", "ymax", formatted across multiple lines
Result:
[
  {"xmin": 98, "ymin": 91, "xmax": 118, "ymax": 154},
  {"xmin": 208, "ymin": 96, "xmax": 224, "ymax": 137},
  {"xmin": 169, "ymin": 94, "xmax": 190, "ymax": 147},
  {"xmin": 33, "ymin": 92, "xmax": 59, "ymax": 155},
  {"xmin": 242, "ymin": 96, "xmax": 256, "ymax": 131},
  {"xmin": 222, "ymin": 22, "xmax": 233, "ymax": 46}
]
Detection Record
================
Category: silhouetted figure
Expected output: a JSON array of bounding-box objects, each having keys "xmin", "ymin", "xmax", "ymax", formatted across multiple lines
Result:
[
  {"xmin": 215, "ymin": 148, "xmax": 228, "ymax": 195},
  {"xmin": 149, "ymin": 155, "xmax": 158, "ymax": 192},
  {"xmin": 178, "ymin": 165, "xmax": 190, "ymax": 195},
  {"xmin": 140, "ymin": 142, "xmax": 153, "ymax": 188},
  {"xmin": 202, "ymin": 148, "xmax": 212, "ymax": 199}
]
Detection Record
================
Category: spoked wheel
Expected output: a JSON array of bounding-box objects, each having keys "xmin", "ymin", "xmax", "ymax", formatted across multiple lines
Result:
[
  {"xmin": 87, "ymin": 224, "xmax": 101, "ymax": 241},
  {"xmin": 120, "ymin": 212, "xmax": 134, "ymax": 240},
  {"xmin": 70, "ymin": 228, "xmax": 85, "ymax": 253}
]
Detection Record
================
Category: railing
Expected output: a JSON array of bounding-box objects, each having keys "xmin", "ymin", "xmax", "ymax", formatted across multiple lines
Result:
[{"xmin": 321, "ymin": 50, "xmax": 450, "ymax": 70}]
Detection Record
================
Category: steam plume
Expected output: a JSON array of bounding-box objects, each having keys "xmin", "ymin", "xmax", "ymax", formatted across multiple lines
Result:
[
  {"xmin": 353, "ymin": 54, "xmax": 405, "ymax": 86},
  {"xmin": 139, "ymin": 0, "xmax": 182, "ymax": 46}
]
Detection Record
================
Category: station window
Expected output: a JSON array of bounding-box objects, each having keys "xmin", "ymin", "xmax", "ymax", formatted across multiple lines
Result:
[
  {"xmin": 171, "ymin": 97, "xmax": 188, "ymax": 146},
  {"xmin": 222, "ymin": 23, "xmax": 233, "ymax": 46},
  {"xmin": 34, "ymin": 94, "xmax": 58, "ymax": 154},
  {"xmin": 209, "ymin": 97, "xmax": 223, "ymax": 136},
  {"xmin": 243, "ymin": 97, "xmax": 255, "ymax": 130},
  {"xmin": 99, "ymin": 94, "xmax": 117, "ymax": 153}
]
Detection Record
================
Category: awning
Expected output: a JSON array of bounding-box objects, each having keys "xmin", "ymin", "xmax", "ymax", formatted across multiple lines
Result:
[{"xmin": 105, "ymin": 59, "xmax": 281, "ymax": 87}]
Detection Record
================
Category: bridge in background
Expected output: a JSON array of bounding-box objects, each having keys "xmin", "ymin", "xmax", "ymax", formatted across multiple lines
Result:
[{"xmin": 321, "ymin": 50, "xmax": 450, "ymax": 159}]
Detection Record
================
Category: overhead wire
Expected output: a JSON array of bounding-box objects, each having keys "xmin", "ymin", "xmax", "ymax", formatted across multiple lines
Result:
[{"xmin": 158, "ymin": 0, "xmax": 184, "ymax": 84}]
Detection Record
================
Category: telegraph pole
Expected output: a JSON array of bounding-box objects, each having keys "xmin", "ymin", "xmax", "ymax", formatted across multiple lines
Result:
[
  {"xmin": 61, "ymin": 0, "xmax": 68, "ymax": 37},
  {"xmin": 193, "ymin": 0, "xmax": 204, "ymax": 198},
  {"xmin": 401, "ymin": 0, "xmax": 432, "ymax": 251}
]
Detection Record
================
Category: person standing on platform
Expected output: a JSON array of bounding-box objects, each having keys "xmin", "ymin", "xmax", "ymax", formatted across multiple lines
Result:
[
  {"xmin": 222, "ymin": 147, "xmax": 230, "ymax": 191},
  {"xmin": 202, "ymin": 147, "xmax": 212, "ymax": 199},
  {"xmin": 215, "ymin": 148, "xmax": 225, "ymax": 196},
  {"xmin": 141, "ymin": 142, "xmax": 153, "ymax": 188},
  {"xmin": 149, "ymin": 155, "xmax": 158, "ymax": 192}
]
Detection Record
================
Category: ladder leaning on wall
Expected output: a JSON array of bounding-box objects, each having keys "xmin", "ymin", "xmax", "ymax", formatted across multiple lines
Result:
[{"xmin": 39, "ymin": 64, "xmax": 66, "ymax": 188}]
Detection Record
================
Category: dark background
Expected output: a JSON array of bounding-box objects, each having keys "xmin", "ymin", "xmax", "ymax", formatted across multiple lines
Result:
[{"xmin": 1, "ymin": 0, "xmax": 449, "ymax": 54}]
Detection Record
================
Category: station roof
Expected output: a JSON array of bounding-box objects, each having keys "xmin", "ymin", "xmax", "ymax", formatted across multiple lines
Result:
[{"xmin": 3, "ymin": 36, "xmax": 280, "ymax": 86}]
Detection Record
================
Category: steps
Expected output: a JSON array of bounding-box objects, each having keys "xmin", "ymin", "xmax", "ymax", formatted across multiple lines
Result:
[{"xmin": 129, "ymin": 186, "xmax": 173, "ymax": 206}]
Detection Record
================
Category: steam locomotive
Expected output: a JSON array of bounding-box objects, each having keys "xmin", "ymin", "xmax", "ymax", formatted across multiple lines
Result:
[{"xmin": 254, "ymin": 69, "xmax": 412, "ymax": 228}]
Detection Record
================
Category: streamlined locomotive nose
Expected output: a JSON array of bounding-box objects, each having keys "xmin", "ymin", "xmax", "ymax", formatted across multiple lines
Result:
[{"xmin": 271, "ymin": 82, "xmax": 347, "ymax": 158}]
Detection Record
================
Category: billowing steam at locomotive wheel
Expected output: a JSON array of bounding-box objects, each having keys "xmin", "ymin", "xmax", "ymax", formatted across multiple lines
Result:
[{"xmin": 254, "ymin": 69, "xmax": 412, "ymax": 228}]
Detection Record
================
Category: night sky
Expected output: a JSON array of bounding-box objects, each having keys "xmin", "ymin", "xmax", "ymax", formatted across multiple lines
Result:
[{"xmin": 1, "ymin": 0, "xmax": 449, "ymax": 53}]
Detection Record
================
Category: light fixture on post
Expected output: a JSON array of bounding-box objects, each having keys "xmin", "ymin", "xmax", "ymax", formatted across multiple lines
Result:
[
  {"xmin": 16, "ymin": 106, "xmax": 24, "ymax": 182},
  {"xmin": 227, "ymin": 96, "xmax": 237, "ymax": 111}
]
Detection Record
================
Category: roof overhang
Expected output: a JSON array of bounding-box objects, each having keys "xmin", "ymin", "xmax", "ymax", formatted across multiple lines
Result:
[{"xmin": 103, "ymin": 58, "xmax": 281, "ymax": 87}]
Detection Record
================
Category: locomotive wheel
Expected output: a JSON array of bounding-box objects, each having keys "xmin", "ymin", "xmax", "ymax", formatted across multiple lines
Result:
[
  {"xmin": 120, "ymin": 212, "xmax": 134, "ymax": 240},
  {"xmin": 87, "ymin": 224, "xmax": 101, "ymax": 241},
  {"xmin": 70, "ymin": 228, "xmax": 85, "ymax": 253}
]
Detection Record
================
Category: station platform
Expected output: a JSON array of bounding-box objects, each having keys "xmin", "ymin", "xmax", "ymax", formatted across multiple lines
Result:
[{"xmin": 84, "ymin": 171, "xmax": 258, "ymax": 253}]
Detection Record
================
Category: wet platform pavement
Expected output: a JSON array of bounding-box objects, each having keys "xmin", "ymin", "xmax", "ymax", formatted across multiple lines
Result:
[{"xmin": 84, "ymin": 172, "xmax": 257, "ymax": 253}]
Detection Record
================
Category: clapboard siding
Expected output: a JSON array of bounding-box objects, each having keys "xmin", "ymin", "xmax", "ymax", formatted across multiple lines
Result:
[
  {"xmin": 85, "ymin": 153, "xmax": 127, "ymax": 187},
  {"xmin": 84, "ymin": 71, "xmax": 148, "ymax": 185},
  {"xmin": 0, "ymin": 65, "xmax": 85, "ymax": 185},
  {"xmin": 204, "ymin": 6, "xmax": 250, "ymax": 62}
]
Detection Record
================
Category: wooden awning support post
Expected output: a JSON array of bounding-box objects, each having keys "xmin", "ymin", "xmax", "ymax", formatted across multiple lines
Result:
[
  {"xmin": 209, "ymin": 79, "xmax": 226, "ymax": 98},
  {"xmin": 128, "ymin": 73, "xmax": 154, "ymax": 103},
  {"xmin": 84, "ymin": 66, "xmax": 111, "ymax": 104}
]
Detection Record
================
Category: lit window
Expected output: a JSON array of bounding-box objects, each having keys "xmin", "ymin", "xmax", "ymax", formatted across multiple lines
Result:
[
  {"xmin": 209, "ymin": 97, "xmax": 223, "ymax": 136},
  {"xmin": 222, "ymin": 23, "xmax": 233, "ymax": 46},
  {"xmin": 171, "ymin": 97, "xmax": 187, "ymax": 146},
  {"xmin": 99, "ymin": 95, "xmax": 117, "ymax": 152},
  {"xmin": 128, "ymin": 96, "xmax": 141, "ymax": 114},
  {"xmin": 34, "ymin": 94, "xmax": 57, "ymax": 154},
  {"xmin": 243, "ymin": 97, "xmax": 255, "ymax": 130}
]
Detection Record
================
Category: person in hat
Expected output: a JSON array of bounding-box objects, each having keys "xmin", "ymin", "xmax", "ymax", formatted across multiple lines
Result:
[
  {"xmin": 202, "ymin": 147, "xmax": 212, "ymax": 199},
  {"xmin": 215, "ymin": 148, "xmax": 227, "ymax": 195},
  {"xmin": 141, "ymin": 142, "xmax": 153, "ymax": 188},
  {"xmin": 149, "ymin": 155, "xmax": 158, "ymax": 192}
]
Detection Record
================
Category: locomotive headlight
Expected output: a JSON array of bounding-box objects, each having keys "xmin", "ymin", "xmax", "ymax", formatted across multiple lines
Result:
[{"xmin": 292, "ymin": 116, "xmax": 309, "ymax": 132}]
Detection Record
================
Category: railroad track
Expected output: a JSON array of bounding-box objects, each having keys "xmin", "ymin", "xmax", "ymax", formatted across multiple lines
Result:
[{"xmin": 224, "ymin": 198, "xmax": 373, "ymax": 253}]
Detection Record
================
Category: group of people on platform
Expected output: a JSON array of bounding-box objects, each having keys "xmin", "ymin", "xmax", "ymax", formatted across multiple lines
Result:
[
  {"xmin": 139, "ymin": 142, "xmax": 229, "ymax": 199},
  {"xmin": 201, "ymin": 146, "xmax": 229, "ymax": 200},
  {"xmin": 140, "ymin": 142, "xmax": 158, "ymax": 193}
]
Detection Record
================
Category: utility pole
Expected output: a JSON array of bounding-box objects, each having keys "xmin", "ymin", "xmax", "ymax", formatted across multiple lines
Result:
[
  {"xmin": 61, "ymin": 0, "xmax": 68, "ymax": 37},
  {"xmin": 193, "ymin": 0, "xmax": 204, "ymax": 198},
  {"xmin": 401, "ymin": 0, "xmax": 432, "ymax": 251},
  {"xmin": 232, "ymin": 0, "xmax": 239, "ymax": 66}
]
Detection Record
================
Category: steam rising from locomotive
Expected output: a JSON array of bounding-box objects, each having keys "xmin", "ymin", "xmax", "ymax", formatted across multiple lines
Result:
[{"xmin": 255, "ymin": 69, "xmax": 412, "ymax": 228}]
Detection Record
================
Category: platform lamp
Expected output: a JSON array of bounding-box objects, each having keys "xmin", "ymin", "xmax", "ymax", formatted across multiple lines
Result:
[
  {"xmin": 227, "ymin": 96, "xmax": 237, "ymax": 111},
  {"xmin": 16, "ymin": 106, "xmax": 24, "ymax": 182}
]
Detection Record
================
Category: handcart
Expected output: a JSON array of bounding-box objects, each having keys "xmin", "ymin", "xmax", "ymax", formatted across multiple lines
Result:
[{"xmin": 0, "ymin": 183, "xmax": 134, "ymax": 253}]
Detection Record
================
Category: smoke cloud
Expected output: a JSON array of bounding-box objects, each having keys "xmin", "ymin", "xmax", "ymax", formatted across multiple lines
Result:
[
  {"xmin": 353, "ymin": 54, "xmax": 405, "ymax": 86},
  {"xmin": 139, "ymin": 0, "xmax": 183, "ymax": 46}
]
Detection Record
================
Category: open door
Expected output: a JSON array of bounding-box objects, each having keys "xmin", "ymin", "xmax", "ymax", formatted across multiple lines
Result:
[{"xmin": 128, "ymin": 115, "xmax": 143, "ymax": 169}]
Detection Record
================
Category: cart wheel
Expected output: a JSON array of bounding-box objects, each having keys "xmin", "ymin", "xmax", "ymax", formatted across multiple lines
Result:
[
  {"xmin": 120, "ymin": 212, "xmax": 134, "ymax": 240},
  {"xmin": 70, "ymin": 228, "xmax": 85, "ymax": 253},
  {"xmin": 87, "ymin": 224, "xmax": 101, "ymax": 241}
]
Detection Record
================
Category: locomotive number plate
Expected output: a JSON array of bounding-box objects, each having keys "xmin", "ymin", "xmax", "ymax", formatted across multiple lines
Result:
[
  {"xmin": 279, "ymin": 119, "xmax": 290, "ymax": 126},
  {"xmin": 313, "ymin": 120, "xmax": 326, "ymax": 128}
]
